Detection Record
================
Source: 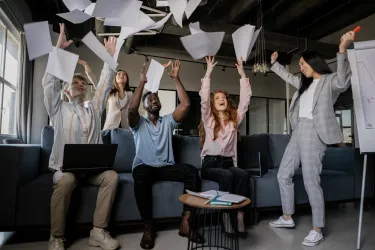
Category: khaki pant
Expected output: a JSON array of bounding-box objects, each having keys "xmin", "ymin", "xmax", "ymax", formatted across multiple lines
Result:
[{"xmin": 51, "ymin": 170, "xmax": 118, "ymax": 237}]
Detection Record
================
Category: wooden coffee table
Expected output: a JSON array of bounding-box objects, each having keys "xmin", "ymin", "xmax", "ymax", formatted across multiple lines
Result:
[{"xmin": 179, "ymin": 194, "xmax": 251, "ymax": 250}]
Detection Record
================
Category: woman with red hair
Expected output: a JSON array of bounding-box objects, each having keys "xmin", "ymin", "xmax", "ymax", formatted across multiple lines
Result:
[{"xmin": 198, "ymin": 56, "xmax": 252, "ymax": 236}]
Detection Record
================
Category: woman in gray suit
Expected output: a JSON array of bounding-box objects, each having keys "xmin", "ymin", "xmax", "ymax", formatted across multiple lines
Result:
[{"xmin": 268, "ymin": 31, "xmax": 355, "ymax": 246}]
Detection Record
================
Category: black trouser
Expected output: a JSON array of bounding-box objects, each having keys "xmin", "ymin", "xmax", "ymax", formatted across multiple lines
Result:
[
  {"xmin": 133, "ymin": 164, "xmax": 200, "ymax": 221},
  {"xmin": 201, "ymin": 156, "xmax": 250, "ymax": 200}
]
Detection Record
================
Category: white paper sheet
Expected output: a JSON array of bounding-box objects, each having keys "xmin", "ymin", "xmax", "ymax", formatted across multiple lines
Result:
[
  {"xmin": 24, "ymin": 21, "xmax": 53, "ymax": 60},
  {"xmin": 185, "ymin": 0, "xmax": 202, "ymax": 19},
  {"xmin": 247, "ymin": 27, "xmax": 261, "ymax": 59},
  {"xmin": 46, "ymin": 47, "xmax": 79, "ymax": 83},
  {"xmin": 81, "ymin": 32, "xmax": 118, "ymax": 70},
  {"xmin": 189, "ymin": 22, "xmax": 201, "ymax": 34},
  {"xmin": 92, "ymin": 0, "xmax": 133, "ymax": 18},
  {"xmin": 113, "ymin": 39, "xmax": 125, "ymax": 62},
  {"xmin": 146, "ymin": 12, "xmax": 173, "ymax": 30},
  {"xmin": 104, "ymin": 1, "xmax": 142, "ymax": 27},
  {"xmin": 167, "ymin": 0, "xmax": 187, "ymax": 28},
  {"xmin": 84, "ymin": 3, "xmax": 96, "ymax": 16},
  {"xmin": 62, "ymin": 0, "xmax": 92, "ymax": 11},
  {"xmin": 180, "ymin": 31, "xmax": 224, "ymax": 60},
  {"xmin": 145, "ymin": 59, "xmax": 165, "ymax": 93},
  {"xmin": 156, "ymin": 0, "xmax": 169, "ymax": 7},
  {"xmin": 57, "ymin": 9, "xmax": 92, "ymax": 24},
  {"xmin": 119, "ymin": 11, "xmax": 155, "ymax": 40}
]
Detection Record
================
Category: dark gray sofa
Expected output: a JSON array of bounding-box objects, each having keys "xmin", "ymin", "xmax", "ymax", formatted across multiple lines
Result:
[{"xmin": 0, "ymin": 126, "xmax": 372, "ymax": 230}]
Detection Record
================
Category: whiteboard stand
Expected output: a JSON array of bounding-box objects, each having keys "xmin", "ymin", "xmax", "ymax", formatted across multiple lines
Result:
[{"xmin": 356, "ymin": 154, "xmax": 368, "ymax": 250}]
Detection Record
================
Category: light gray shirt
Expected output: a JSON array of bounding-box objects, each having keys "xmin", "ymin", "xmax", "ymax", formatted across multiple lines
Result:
[
  {"xmin": 43, "ymin": 63, "xmax": 114, "ymax": 171},
  {"xmin": 130, "ymin": 114, "xmax": 179, "ymax": 169}
]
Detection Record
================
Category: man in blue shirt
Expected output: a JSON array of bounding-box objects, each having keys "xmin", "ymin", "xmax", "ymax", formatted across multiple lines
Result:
[{"xmin": 128, "ymin": 60, "xmax": 203, "ymax": 249}]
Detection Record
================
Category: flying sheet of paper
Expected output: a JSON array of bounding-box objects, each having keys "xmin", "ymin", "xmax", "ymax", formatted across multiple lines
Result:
[
  {"xmin": 84, "ymin": 3, "xmax": 96, "ymax": 16},
  {"xmin": 104, "ymin": 1, "xmax": 142, "ymax": 27},
  {"xmin": 57, "ymin": 9, "xmax": 92, "ymax": 24},
  {"xmin": 81, "ymin": 32, "xmax": 118, "ymax": 70},
  {"xmin": 145, "ymin": 59, "xmax": 165, "ymax": 93},
  {"xmin": 180, "ymin": 31, "xmax": 225, "ymax": 60},
  {"xmin": 113, "ymin": 39, "xmax": 125, "ymax": 62},
  {"xmin": 232, "ymin": 24, "xmax": 255, "ymax": 61},
  {"xmin": 146, "ymin": 12, "xmax": 173, "ymax": 30},
  {"xmin": 24, "ymin": 21, "xmax": 53, "ymax": 60},
  {"xmin": 167, "ymin": 0, "xmax": 187, "ymax": 28},
  {"xmin": 189, "ymin": 22, "xmax": 201, "ymax": 34},
  {"xmin": 185, "ymin": 0, "xmax": 202, "ymax": 19},
  {"xmin": 247, "ymin": 27, "xmax": 262, "ymax": 59},
  {"xmin": 156, "ymin": 0, "xmax": 169, "ymax": 7},
  {"xmin": 119, "ymin": 11, "xmax": 155, "ymax": 40},
  {"xmin": 92, "ymin": 0, "xmax": 132, "ymax": 18},
  {"xmin": 46, "ymin": 47, "xmax": 79, "ymax": 83},
  {"xmin": 62, "ymin": 0, "xmax": 92, "ymax": 11}
]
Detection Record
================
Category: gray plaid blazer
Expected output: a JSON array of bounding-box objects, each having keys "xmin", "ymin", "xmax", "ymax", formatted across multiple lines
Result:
[{"xmin": 271, "ymin": 53, "xmax": 351, "ymax": 145}]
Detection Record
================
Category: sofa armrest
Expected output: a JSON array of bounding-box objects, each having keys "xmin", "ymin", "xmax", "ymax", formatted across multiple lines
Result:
[
  {"xmin": 0, "ymin": 144, "xmax": 40, "ymax": 229},
  {"xmin": 322, "ymin": 147, "xmax": 359, "ymax": 173}
]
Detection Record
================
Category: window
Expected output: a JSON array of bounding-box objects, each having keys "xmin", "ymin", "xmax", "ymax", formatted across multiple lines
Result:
[
  {"xmin": 335, "ymin": 109, "xmax": 353, "ymax": 145},
  {"xmin": 269, "ymin": 99, "xmax": 287, "ymax": 134},
  {"xmin": 248, "ymin": 98, "xmax": 267, "ymax": 134},
  {"xmin": 0, "ymin": 19, "xmax": 20, "ymax": 135}
]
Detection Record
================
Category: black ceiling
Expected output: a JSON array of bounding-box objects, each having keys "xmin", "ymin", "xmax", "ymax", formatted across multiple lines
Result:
[{"xmin": 24, "ymin": 0, "xmax": 375, "ymax": 66}]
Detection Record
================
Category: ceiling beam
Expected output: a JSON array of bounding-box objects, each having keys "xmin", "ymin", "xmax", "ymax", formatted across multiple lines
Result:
[
  {"xmin": 270, "ymin": 0, "xmax": 330, "ymax": 32},
  {"xmin": 160, "ymin": 23, "xmax": 339, "ymax": 58},
  {"xmin": 225, "ymin": 0, "xmax": 258, "ymax": 23}
]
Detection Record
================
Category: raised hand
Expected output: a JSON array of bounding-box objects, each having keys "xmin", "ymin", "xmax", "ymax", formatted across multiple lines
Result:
[
  {"xmin": 164, "ymin": 60, "xmax": 181, "ymax": 80},
  {"xmin": 235, "ymin": 56, "xmax": 246, "ymax": 78},
  {"xmin": 56, "ymin": 23, "xmax": 73, "ymax": 49},
  {"xmin": 63, "ymin": 89, "xmax": 73, "ymax": 101},
  {"xmin": 104, "ymin": 36, "xmax": 117, "ymax": 57},
  {"xmin": 271, "ymin": 51, "xmax": 278, "ymax": 64},
  {"xmin": 78, "ymin": 59, "xmax": 91, "ymax": 72},
  {"xmin": 205, "ymin": 56, "xmax": 217, "ymax": 77},
  {"xmin": 339, "ymin": 31, "xmax": 355, "ymax": 53}
]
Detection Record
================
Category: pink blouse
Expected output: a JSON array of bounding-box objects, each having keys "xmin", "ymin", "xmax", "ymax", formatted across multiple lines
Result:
[{"xmin": 200, "ymin": 77, "xmax": 252, "ymax": 167}]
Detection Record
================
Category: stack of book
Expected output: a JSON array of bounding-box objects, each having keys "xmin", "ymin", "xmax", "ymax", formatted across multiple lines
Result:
[{"xmin": 186, "ymin": 190, "xmax": 246, "ymax": 206}]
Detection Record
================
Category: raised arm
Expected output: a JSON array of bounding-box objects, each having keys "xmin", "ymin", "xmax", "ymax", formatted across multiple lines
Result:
[
  {"xmin": 43, "ymin": 23, "xmax": 73, "ymax": 118},
  {"xmin": 331, "ymin": 31, "xmax": 355, "ymax": 93},
  {"xmin": 128, "ymin": 69, "xmax": 147, "ymax": 128},
  {"xmin": 91, "ymin": 37, "xmax": 117, "ymax": 116},
  {"xmin": 78, "ymin": 59, "xmax": 98, "ymax": 88},
  {"xmin": 199, "ymin": 56, "xmax": 217, "ymax": 123},
  {"xmin": 235, "ymin": 57, "xmax": 252, "ymax": 124},
  {"xmin": 270, "ymin": 51, "xmax": 301, "ymax": 89},
  {"xmin": 165, "ymin": 60, "xmax": 190, "ymax": 123}
]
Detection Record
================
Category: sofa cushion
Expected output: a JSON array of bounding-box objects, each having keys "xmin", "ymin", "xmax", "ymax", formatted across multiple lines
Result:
[
  {"xmin": 238, "ymin": 134, "xmax": 272, "ymax": 170},
  {"xmin": 173, "ymin": 135, "xmax": 202, "ymax": 169},
  {"xmin": 268, "ymin": 134, "xmax": 291, "ymax": 168},
  {"xmin": 111, "ymin": 129, "xmax": 136, "ymax": 173}
]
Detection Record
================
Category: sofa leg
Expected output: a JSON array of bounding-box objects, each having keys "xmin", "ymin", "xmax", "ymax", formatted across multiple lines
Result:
[{"xmin": 252, "ymin": 208, "xmax": 259, "ymax": 225}]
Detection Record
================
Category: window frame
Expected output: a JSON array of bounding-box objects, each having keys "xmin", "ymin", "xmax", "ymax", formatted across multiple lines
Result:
[{"xmin": 0, "ymin": 8, "xmax": 20, "ymax": 136}]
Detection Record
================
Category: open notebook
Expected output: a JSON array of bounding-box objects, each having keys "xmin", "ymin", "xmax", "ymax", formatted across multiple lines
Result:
[{"xmin": 186, "ymin": 190, "xmax": 246, "ymax": 203}]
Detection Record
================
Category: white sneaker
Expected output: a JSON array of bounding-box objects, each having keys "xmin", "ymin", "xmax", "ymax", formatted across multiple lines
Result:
[
  {"xmin": 269, "ymin": 216, "xmax": 295, "ymax": 228},
  {"xmin": 302, "ymin": 230, "xmax": 324, "ymax": 247},
  {"xmin": 48, "ymin": 236, "xmax": 65, "ymax": 250},
  {"xmin": 89, "ymin": 227, "xmax": 120, "ymax": 250}
]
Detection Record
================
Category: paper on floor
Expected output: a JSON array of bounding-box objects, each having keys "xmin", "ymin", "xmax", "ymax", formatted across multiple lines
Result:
[
  {"xmin": 104, "ymin": 1, "xmax": 142, "ymax": 27},
  {"xmin": 232, "ymin": 24, "xmax": 262, "ymax": 61},
  {"xmin": 56, "ymin": 9, "xmax": 92, "ymax": 24},
  {"xmin": 24, "ymin": 21, "xmax": 53, "ymax": 60},
  {"xmin": 145, "ymin": 59, "xmax": 165, "ymax": 93},
  {"xmin": 46, "ymin": 47, "xmax": 79, "ymax": 83},
  {"xmin": 180, "ymin": 29, "xmax": 225, "ymax": 60},
  {"xmin": 62, "ymin": 0, "xmax": 92, "ymax": 11},
  {"xmin": 81, "ymin": 31, "xmax": 118, "ymax": 70}
]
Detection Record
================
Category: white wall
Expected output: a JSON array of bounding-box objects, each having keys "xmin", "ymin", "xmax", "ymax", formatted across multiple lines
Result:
[{"xmin": 30, "ymin": 28, "xmax": 287, "ymax": 143}]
